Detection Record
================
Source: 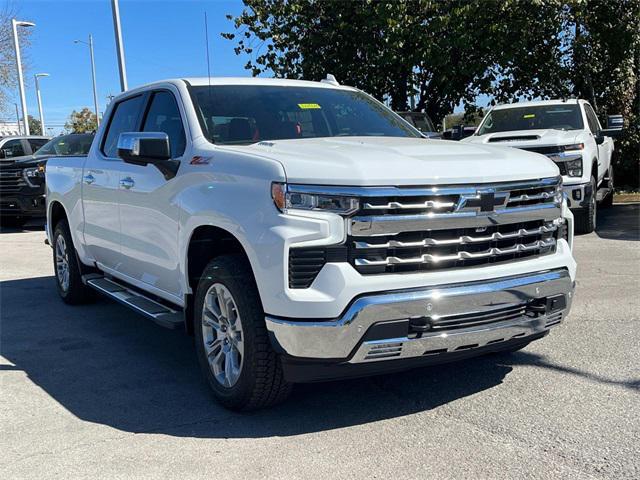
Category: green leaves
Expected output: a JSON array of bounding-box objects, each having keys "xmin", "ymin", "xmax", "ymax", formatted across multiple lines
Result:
[{"xmin": 224, "ymin": 0, "xmax": 639, "ymax": 187}]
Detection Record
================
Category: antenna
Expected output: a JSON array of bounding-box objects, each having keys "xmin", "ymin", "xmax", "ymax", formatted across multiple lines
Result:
[{"xmin": 204, "ymin": 12, "xmax": 212, "ymax": 86}]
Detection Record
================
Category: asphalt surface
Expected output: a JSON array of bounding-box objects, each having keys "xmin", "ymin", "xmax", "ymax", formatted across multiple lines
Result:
[{"xmin": 1, "ymin": 205, "xmax": 639, "ymax": 480}]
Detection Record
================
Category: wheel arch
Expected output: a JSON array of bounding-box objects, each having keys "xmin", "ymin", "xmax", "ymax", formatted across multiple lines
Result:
[
  {"xmin": 184, "ymin": 224, "xmax": 258, "ymax": 335},
  {"xmin": 48, "ymin": 200, "xmax": 69, "ymax": 240}
]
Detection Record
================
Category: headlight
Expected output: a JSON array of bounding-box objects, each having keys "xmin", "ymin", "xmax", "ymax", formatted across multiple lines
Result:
[
  {"xmin": 23, "ymin": 165, "xmax": 45, "ymax": 187},
  {"xmin": 563, "ymin": 158, "xmax": 583, "ymax": 177},
  {"xmin": 271, "ymin": 182, "xmax": 359, "ymax": 215}
]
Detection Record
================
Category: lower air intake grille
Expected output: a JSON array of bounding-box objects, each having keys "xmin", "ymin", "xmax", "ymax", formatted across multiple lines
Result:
[{"xmin": 288, "ymin": 246, "xmax": 347, "ymax": 289}]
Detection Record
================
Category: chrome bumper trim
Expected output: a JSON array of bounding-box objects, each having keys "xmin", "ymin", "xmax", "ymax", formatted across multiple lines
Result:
[
  {"xmin": 265, "ymin": 269, "xmax": 573, "ymax": 361},
  {"xmin": 563, "ymin": 182, "xmax": 592, "ymax": 209},
  {"xmin": 349, "ymin": 203, "xmax": 562, "ymax": 236}
]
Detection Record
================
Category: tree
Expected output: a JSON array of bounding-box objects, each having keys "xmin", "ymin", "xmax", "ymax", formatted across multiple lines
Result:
[
  {"xmin": 0, "ymin": 3, "xmax": 33, "ymax": 115},
  {"xmin": 27, "ymin": 115, "xmax": 41, "ymax": 135},
  {"xmin": 64, "ymin": 108, "xmax": 97, "ymax": 133},
  {"xmin": 224, "ymin": 0, "xmax": 640, "ymax": 188}
]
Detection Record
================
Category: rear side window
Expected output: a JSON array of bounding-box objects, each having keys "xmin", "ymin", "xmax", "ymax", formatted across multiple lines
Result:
[
  {"xmin": 102, "ymin": 95, "xmax": 144, "ymax": 158},
  {"xmin": 142, "ymin": 91, "xmax": 186, "ymax": 158},
  {"xmin": 28, "ymin": 139, "xmax": 48, "ymax": 152},
  {"xmin": 1, "ymin": 139, "xmax": 25, "ymax": 158}
]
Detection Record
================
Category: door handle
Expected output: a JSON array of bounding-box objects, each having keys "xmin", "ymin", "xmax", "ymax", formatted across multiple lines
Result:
[
  {"xmin": 120, "ymin": 177, "xmax": 135, "ymax": 189},
  {"xmin": 83, "ymin": 174, "xmax": 95, "ymax": 185}
]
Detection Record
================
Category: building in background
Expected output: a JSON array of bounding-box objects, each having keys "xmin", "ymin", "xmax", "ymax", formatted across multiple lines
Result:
[{"xmin": 0, "ymin": 121, "xmax": 21, "ymax": 136}]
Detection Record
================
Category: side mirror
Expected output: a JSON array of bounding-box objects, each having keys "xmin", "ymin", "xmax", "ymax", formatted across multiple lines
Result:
[
  {"xmin": 117, "ymin": 132, "xmax": 171, "ymax": 165},
  {"xmin": 607, "ymin": 114, "xmax": 623, "ymax": 130},
  {"xmin": 598, "ymin": 114, "xmax": 624, "ymax": 140},
  {"xmin": 0, "ymin": 149, "xmax": 6, "ymax": 159}
]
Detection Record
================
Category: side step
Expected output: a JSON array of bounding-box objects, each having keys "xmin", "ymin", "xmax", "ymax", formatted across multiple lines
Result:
[{"xmin": 82, "ymin": 274, "xmax": 184, "ymax": 330}]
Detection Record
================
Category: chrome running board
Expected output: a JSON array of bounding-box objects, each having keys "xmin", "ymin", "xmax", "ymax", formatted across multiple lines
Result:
[{"xmin": 82, "ymin": 274, "xmax": 183, "ymax": 329}]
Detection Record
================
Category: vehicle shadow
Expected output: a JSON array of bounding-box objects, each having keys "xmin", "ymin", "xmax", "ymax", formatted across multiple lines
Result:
[
  {"xmin": 0, "ymin": 275, "xmax": 515, "ymax": 438},
  {"xmin": 0, "ymin": 218, "xmax": 45, "ymax": 234},
  {"xmin": 3, "ymin": 276, "xmax": 635, "ymax": 439},
  {"xmin": 594, "ymin": 203, "xmax": 639, "ymax": 241}
]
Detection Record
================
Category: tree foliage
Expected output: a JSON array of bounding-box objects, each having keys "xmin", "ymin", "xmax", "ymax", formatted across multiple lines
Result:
[
  {"xmin": 224, "ymin": 0, "xmax": 640, "ymax": 188},
  {"xmin": 27, "ymin": 115, "xmax": 41, "ymax": 135},
  {"xmin": 0, "ymin": 2, "xmax": 33, "ymax": 115},
  {"xmin": 64, "ymin": 108, "xmax": 97, "ymax": 134}
]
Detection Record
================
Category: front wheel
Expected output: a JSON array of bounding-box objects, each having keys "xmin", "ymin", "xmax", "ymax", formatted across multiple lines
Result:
[
  {"xmin": 194, "ymin": 255, "xmax": 292, "ymax": 411},
  {"xmin": 574, "ymin": 175, "xmax": 597, "ymax": 234}
]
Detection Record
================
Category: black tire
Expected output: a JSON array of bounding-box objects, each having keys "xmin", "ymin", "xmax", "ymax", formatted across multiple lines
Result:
[
  {"xmin": 52, "ymin": 219, "xmax": 96, "ymax": 305},
  {"xmin": 574, "ymin": 175, "xmax": 597, "ymax": 234},
  {"xmin": 600, "ymin": 167, "xmax": 614, "ymax": 209},
  {"xmin": 194, "ymin": 255, "xmax": 292, "ymax": 411}
]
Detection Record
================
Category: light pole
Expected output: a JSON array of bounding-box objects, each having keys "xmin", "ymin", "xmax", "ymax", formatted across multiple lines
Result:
[
  {"xmin": 34, "ymin": 73, "xmax": 49, "ymax": 135},
  {"xmin": 74, "ymin": 35, "xmax": 100, "ymax": 126},
  {"xmin": 14, "ymin": 103, "xmax": 21, "ymax": 133},
  {"xmin": 11, "ymin": 19, "xmax": 35, "ymax": 135},
  {"xmin": 111, "ymin": 0, "xmax": 128, "ymax": 91}
]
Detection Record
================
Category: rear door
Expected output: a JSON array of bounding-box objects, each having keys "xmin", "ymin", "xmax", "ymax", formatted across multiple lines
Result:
[
  {"xmin": 82, "ymin": 94, "xmax": 145, "ymax": 270},
  {"xmin": 115, "ymin": 89, "xmax": 188, "ymax": 300}
]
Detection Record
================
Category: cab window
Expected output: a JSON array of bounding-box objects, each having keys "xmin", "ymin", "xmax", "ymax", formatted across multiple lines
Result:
[
  {"xmin": 142, "ymin": 91, "xmax": 186, "ymax": 158},
  {"xmin": 102, "ymin": 95, "xmax": 144, "ymax": 158},
  {"xmin": 0, "ymin": 139, "xmax": 25, "ymax": 158}
]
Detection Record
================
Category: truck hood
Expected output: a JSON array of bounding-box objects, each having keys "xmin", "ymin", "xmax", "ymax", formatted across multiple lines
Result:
[
  {"xmin": 224, "ymin": 136, "xmax": 559, "ymax": 185},
  {"xmin": 462, "ymin": 129, "xmax": 582, "ymax": 149}
]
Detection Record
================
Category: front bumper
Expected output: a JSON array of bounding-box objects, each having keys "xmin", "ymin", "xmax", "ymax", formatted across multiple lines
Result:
[
  {"xmin": 563, "ymin": 182, "xmax": 592, "ymax": 210},
  {"xmin": 267, "ymin": 269, "xmax": 574, "ymax": 380},
  {"xmin": 0, "ymin": 192, "xmax": 46, "ymax": 217}
]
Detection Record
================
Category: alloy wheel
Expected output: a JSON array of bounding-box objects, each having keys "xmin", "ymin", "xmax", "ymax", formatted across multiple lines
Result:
[
  {"xmin": 201, "ymin": 283, "xmax": 244, "ymax": 387},
  {"xmin": 55, "ymin": 235, "xmax": 70, "ymax": 292}
]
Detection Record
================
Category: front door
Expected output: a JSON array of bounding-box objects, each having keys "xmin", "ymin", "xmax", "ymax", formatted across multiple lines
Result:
[
  {"xmin": 115, "ymin": 89, "xmax": 187, "ymax": 301},
  {"xmin": 83, "ymin": 94, "xmax": 145, "ymax": 270}
]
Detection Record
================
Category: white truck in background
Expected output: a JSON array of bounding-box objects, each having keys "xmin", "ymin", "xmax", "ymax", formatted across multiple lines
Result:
[
  {"xmin": 46, "ymin": 77, "xmax": 576, "ymax": 410},
  {"xmin": 462, "ymin": 99, "xmax": 623, "ymax": 233}
]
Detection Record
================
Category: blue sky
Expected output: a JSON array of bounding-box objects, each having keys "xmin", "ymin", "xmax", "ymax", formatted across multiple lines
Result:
[
  {"xmin": 9, "ymin": 0, "xmax": 251, "ymax": 133},
  {"xmin": 9, "ymin": 0, "xmax": 482, "ymax": 134}
]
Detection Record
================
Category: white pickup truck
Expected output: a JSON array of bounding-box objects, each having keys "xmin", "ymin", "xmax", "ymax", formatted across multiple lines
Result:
[
  {"xmin": 462, "ymin": 100, "xmax": 623, "ymax": 233},
  {"xmin": 46, "ymin": 77, "xmax": 576, "ymax": 410}
]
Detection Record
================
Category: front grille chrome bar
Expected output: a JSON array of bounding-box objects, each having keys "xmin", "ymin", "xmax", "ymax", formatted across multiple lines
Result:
[
  {"xmin": 354, "ymin": 222, "xmax": 557, "ymax": 249},
  {"xmin": 363, "ymin": 200, "xmax": 455, "ymax": 210},
  {"xmin": 354, "ymin": 238, "xmax": 556, "ymax": 266}
]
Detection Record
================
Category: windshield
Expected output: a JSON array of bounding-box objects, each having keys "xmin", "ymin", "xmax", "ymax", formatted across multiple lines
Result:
[
  {"xmin": 398, "ymin": 112, "xmax": 435, "ymax": 133},
  {"xmin": 35, "ymin": 134, "xmax": 94, "ymax": 156},
  {"xmin": 189, "ymin": 85, "xmax": 421, "ymax": 145},
  {"xmin": 477, "ymin": 104, "xmax": 584, "ymax": 135}
]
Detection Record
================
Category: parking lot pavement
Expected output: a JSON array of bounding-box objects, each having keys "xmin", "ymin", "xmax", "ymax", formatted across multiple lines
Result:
[{"xmin": 1, "ymin": 206, "xmax": 638, "ymax": 480}]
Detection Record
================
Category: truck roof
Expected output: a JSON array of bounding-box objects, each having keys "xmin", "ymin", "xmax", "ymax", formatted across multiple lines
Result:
[
  {"xmin": 123, "ymin": 77, "xmax": 357, "ymax": 94},
  {"xmin": 492, "ymin": 99, "xmax": 582, "ymax": 110}
]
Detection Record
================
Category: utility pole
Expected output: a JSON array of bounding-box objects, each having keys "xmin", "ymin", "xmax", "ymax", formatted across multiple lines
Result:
[
  {"xmin": 11, "ymin": 19, "xmax": 35, "ymax": 135},
  {"xmin": 74, "ymin": 35, "xmax": 100, "ymax": 126},
  {"xmin": 14, "ymin": 103, "xmax": 21, "ymax": 133},
  {"xmin": 34, "ymin": 73, "xmax": 49, "ymax": 135},
  {"xmin": 111, "ymin": 0, "xmax": 128, "ymax": 91}
]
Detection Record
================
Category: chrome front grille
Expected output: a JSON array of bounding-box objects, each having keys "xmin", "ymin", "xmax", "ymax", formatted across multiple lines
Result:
[
  {"xmin": 347, "ymin": 177, "xmax": 562, "ymax": 275},
  {"xmin": 287, "ymin": 177, "xmax": 563, "ymax": 287}
]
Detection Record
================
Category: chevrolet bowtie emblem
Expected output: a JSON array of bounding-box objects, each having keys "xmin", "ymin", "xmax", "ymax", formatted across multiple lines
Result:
[{"xmin": 456, "ymin": 189, "xmax": 509, "ymax": 214}]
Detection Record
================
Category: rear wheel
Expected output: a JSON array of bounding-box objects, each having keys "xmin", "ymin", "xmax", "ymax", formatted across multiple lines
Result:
[
  {"xmin": 574, "ymin": 175, "xmax": 597, "ymax": 234},
  {"xmin": 52, "ymin": 220, "xmax": 95, "ymax": 304},
  {"xmin": 194, "ymin": 255, "xmax": 292, "ymax": 411}
]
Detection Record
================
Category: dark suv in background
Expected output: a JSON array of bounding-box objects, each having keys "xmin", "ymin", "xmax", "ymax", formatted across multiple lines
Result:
[{"xmin": 0, "ymin": 134, "xmax": 94, "ymax": 227}]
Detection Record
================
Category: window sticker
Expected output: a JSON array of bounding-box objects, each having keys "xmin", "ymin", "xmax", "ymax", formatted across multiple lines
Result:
[
  {"xmin": 298, "ymin": 103, "xmax": 321, "ymax": 109},
  {"xmin": 523, "ymin": 114, "xmax": 535, "ymax": 119}
]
